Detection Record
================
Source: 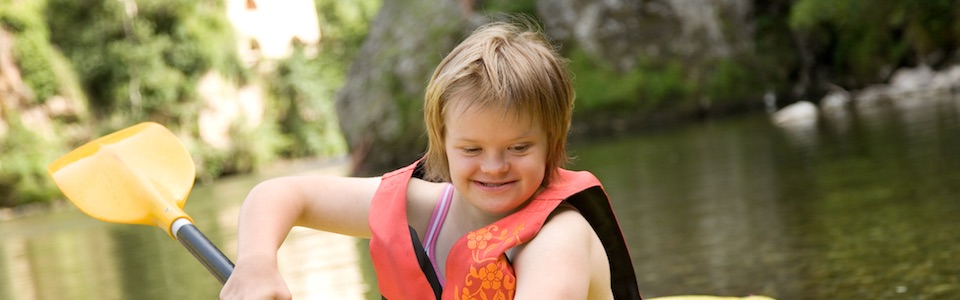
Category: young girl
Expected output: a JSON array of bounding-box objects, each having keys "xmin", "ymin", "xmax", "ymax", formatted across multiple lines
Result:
[{"xmin": 221, "ymin": 20, "xmax": 640, "ymax": 300}]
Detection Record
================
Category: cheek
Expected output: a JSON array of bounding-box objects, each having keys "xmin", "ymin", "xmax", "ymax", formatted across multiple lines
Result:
[
  {"xmin": 525, "ymin": 154, "xmax": 549, "ymax": 182},
  {"xmin": 445, "ymin": 155, "xmax": 472, "ymax": 179},
  {"xmin": 526, "ymin": 162, "xmax": 547, "ymax": 182},
  {"xmin": 512, "ymin": 154, "xmax": 543, "ymax": 171}
]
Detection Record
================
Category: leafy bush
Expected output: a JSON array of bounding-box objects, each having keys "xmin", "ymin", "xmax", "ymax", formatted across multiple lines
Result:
[
  {"xmin": 1, "ymin": 1, "xmax": 61, "ymax": 104},
  {"xmin": 268, "ymin": 46, "xmax": 346, "ymax": 157},
  {"xmin": 704, "ymin": 58, "xmax": 764, "ymax": 105},
  {"xmin": 568, "ymin": 49, "xmax": 694, "ymax": 112},
  {"xmin": 44, "ymin": 0, "xmax": 246, "ymax": 122},
  {"xmin": 481, "ymin": 0, "xmax": 538, "ymax": 16},
  {"xmin": 789, "ymin": 0, "xmax": 960, "ymax": 85},
  {"xmin": 0, "ymin": 115, "xmax": 63, "ymax": 207},
  {"xmin": 262, "ymin": 0, "xmax": 379, "ymax": 158}
]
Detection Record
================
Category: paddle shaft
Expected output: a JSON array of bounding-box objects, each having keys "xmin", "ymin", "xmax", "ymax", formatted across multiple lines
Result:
[{"xmin": 175, "ymin": 222, "xmax": 235, "ymax": 284}]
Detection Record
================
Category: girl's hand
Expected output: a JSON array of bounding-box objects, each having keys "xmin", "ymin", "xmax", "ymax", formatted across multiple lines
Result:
[{"xmin": 220, "ymin": 256, "xmax": 291, "ymax": 300}]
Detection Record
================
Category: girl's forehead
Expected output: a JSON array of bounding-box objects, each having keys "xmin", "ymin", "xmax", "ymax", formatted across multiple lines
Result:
[
  {"xmin": 444, "ymin": 95, "xmax": 536, "ymax": 120},
  {"xmin": 445, "ymin": 101, "xmax": 531, "ymax": 126},
  {"xmin": 444, "ymin": 105, "xmax": 544, "ymax": 142}
]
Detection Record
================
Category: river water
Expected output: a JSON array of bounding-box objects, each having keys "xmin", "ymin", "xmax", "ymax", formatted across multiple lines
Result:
[{"xmin": 1, "ymin": 94, "xmax": 958, "ymax": 299}]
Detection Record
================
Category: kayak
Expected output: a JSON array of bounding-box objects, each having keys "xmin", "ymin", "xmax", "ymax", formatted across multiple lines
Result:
[{"xmin": 649, "ymin": 296, "xmax": 776, "ymax": 300}]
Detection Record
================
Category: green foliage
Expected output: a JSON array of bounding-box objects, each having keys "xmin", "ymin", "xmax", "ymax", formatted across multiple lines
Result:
[
  {"xmin": 44, "ymin": 0, "xmax": 245, "ymax": 121},
  {"xmin": 752, "ymin": 2, "xmax": 802, "ymax": 97},
  {"xmin": 268, "ymin": 46, "xmax": 346, "ymax": 157},
  {"xmin": 789, "ymin": 0, "xmax": 960, "ymax": 84},
  {"xmin": 0, "ymin": 0, "xmax": 44, "ymax": 33},
  {"xmin": 191, "ymin": 121, "xmax": 284, "ymax": 182},
  {"xmin": 260, "ymin": 0, "xmax": 378, "ymax": 158},
  {"xmin": 11, "ymin": 27, "xmax": 58, "ymax": 103},
  {"xmin": 568, "ymin": 49, "xmax": 693, "ymax": 112},
  {"xmin": 1, "ymin": 1, "xmax": 61, "ymax": 103},
  {"xmin": 639, "ymin": 59, "xmax": 692, "ymax": 108},
  {"xmin": 228, "ymin": 121, "xmax": 283, "ymax": 174},
  {"xmin": 568, "ymin": 49, "xmax": 642, "ymax": 110},
  {"xmin": 705, "ymin": 58, "xmax": 763, "ymax": 104},
  {"xmin": 0, "ymin": 0, "xmax": 386, "ymax": 208},
  {"xmin": 481, "ymin": 0, "xmax": 538, "ymax": 16},
  {"xmin": 0, "ymin": 116, "xmax": 63, "ymax": 207},
  {"xmin": 569, "ymin": 51, "xmax": 760, "ymax": 115},
  {"xmin": 314, "ymin": 0, "xmax": 379, "ymax": 69},
  {"xmin": 0, "ymin": 1, "xmax": 91, "ymax": 208}
]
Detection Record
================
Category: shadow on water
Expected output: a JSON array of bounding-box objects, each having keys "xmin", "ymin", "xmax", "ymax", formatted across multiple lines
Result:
[
  {"xmin": 110, "ymin": 225, "xmax": 220, "ymax": 299},
  {"xmin": 572, "ymin": 94, "xmax": 960, "ymax": 299},
  {"xmin": 0, "ymin": 157, "xmax": 377, "ymax": 300},
  {"xmin": 2, "ymin": 95, "xmax": 960, "ymax": 299}
]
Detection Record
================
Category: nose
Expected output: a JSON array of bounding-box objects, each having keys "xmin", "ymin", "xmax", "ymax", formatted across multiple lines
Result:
[{"xmin": 479, "ymin": 153, "xmax": 509, "ymax": 174}]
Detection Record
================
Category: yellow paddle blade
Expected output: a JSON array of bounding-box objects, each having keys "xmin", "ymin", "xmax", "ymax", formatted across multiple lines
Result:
[{"xmin": 47, "ymin": 122, "xmax": 195, "ymax": 238}]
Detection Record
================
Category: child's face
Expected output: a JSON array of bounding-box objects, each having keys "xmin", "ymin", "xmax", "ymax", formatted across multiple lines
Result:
[{"xmin": 444, "ymin": 103, "xmax": 548, "ymax": 217}]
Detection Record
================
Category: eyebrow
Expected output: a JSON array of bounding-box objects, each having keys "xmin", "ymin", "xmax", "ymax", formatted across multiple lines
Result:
[{"xmin": 449, "ymin": 132, "xmax": 538, "ymax": 143}]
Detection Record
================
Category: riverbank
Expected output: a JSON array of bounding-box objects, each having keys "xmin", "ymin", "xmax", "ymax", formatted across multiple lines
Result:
[{"xmin": 0, "ymin": 199, "xmax": 71, "ymax": 222}]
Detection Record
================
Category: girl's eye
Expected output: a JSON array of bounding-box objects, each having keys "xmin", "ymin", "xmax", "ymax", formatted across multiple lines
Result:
[
  {"xmin": 510, "ymin": 144, "xmax": 530, "ymax": 152},
  {"xmin": 462, "ymin": 147, "xmax": 481, "ymax": 154}
]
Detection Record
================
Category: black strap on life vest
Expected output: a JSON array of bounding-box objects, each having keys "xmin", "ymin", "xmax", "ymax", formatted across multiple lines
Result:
[
  {"xmin": 382, "ymin": 227, "xmax": 442, "ymax": 300},
  {"xmin": 567, "ymin": 186, "xmax": 643, "ymax": 299},
  {"xmin": 409, "ymin": 226, "xmax": 443, "ymax": 299}
]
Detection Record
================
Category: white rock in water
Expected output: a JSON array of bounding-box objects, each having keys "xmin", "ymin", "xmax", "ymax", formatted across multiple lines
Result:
[
  {"xmin": 889, "ymin": 64, "xmax": 934, "ymax": 92},
  {"xmin": 772, "ymin": 101, "xmax": 818, "ymax": 126}
]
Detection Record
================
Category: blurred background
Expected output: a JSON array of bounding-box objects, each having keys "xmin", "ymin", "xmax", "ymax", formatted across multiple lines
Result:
[{"xmin": 1, "ymin": 0, "xmax": 958, "ymax": 299}]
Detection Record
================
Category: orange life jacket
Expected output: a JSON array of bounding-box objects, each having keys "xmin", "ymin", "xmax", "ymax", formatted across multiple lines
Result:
[{"xmin": 369, "ymin": 160, "xmax": 641, "ymax": 299}]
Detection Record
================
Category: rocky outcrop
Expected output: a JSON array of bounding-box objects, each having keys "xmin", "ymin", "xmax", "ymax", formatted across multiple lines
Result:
[
  {"xmin": 335, "ymin": 0, "xmax": 467, "ymax": 175},
  {"xmin": 855, "ymin": 65, "xmax": 960, "ymax": 104},
  {"xmin": 0, "ymin": 28, "xmax": 26, "ymax": 138},
  {"xmin": 0, "ymin": 26, "xmax": 91, "ymax": 207},
  {"xmin": 537, "ymin": 0, "xmax": 754, "ymax": 71},
  {"xmin": 0, "ymin": 28, "xmax": 87, "ymax": 141},
  {"xmin": 196, "ymin": 71, "xmax": 265, "ymax": 149},
  {"xmin": 226, "ymin": 0, "xmax": 322, "ymax": 64},
  {"xmin": 336, "ymin": 0, "xmax": 762, "ymax": 174}
]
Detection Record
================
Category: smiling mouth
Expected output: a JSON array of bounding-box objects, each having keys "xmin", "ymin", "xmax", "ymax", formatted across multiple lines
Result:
[{"xmin": 476, "ymin": 181, "xmax": 513, "ymax": 187}]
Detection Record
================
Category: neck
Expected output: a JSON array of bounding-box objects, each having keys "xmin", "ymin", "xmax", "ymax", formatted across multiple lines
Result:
[{"xmin": 450, "ymin": 194, "xmax": 515, "ymax": 232}]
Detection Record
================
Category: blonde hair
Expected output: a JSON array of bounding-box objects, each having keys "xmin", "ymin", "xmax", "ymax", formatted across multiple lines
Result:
[{"xmin": 422, "ymin": 20, "xmax": 574, "ymax": 186}]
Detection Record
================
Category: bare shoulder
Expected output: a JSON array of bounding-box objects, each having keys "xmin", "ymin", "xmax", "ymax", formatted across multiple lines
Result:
[
  {"xmin": 405, "ymin": 178, "xmax": 448, "ymax": 234},
  {"xmin": 514, "ymin": 205, "xmax": 598, "ymax": 262},
  {"xmin": 511, "ymin": 204, "xmax": 612, "ymax": 299}
]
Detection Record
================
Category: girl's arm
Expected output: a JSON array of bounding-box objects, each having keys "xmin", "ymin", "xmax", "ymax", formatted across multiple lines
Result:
[
  {"xmin": 511, "ymin": 205, "xmax": 613, "ymax": 300},
  {"xmin": 220, "ymin": 175, "xmax": 382, "ymax": 299}
]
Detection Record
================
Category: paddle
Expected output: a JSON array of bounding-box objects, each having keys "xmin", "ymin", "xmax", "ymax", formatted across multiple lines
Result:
[{"xmin": 47, "ymin": 122, "xmax": 234, "ymax": 284}]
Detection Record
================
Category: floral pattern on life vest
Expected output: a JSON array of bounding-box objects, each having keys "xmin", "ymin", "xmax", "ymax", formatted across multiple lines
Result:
[{"xmin": 454, "ymin": 223, "xmax": 525, "ymax": 300}]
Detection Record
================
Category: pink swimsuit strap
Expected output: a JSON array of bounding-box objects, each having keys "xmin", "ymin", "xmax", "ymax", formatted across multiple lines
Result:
[{"xmin": 423, "ymin": 183, "xmax": 454, "ymax": 286}]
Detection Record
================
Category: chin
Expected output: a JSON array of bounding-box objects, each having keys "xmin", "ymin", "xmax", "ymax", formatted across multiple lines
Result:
[{"xmin": 480, "ymin": 197, "xmax": 529, "ymax": 215}]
